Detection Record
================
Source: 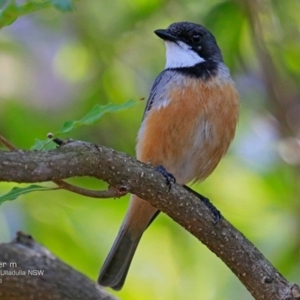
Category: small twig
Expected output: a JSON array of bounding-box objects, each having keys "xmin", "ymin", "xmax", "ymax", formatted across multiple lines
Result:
[
  {"xmin": 47, "ymin": 133, "xmax": 64, "ymax": 146},
  {"xmin": 53, "ymin": 179, "xmax": 128, "ymax": 198},
  {"xmin": 0, "ymin": 134, "xmax": 17, "ymax": 151},
  {"xmin": 53, "ymin": 138, "xmax": 64, "ymax": 146},
  {"xmin": 0, "ymin": 134, "xmax": 127, "ymax": 199}
]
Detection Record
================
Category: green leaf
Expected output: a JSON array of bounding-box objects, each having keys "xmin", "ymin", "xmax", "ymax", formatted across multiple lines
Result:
[
  {"xmin": 57, "ymin": 99, "xmax": 136, "ymax": 134},
  {"xmin": 51, "ymin": 0, "xmax": 73, "ymax": 11},
  {"xmin": 31, "ymin": 100, "xmax": 137, "ymax": 150},
  {"xmin": 0, "ymin": 0, "xmax": 74, "ymax": 28},
  {"xmin": 31, "ymin": 138, "xmax": 57, "ymax": 150},
  {"xmin": 0, "ymin": 185, "xmax": 55, "ymax": 204}
]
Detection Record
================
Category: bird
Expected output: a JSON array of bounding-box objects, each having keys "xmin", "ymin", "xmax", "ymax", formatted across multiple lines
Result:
[{"xmin": 98, "ymin": 21, "xmax": 239, "ymax": 290}]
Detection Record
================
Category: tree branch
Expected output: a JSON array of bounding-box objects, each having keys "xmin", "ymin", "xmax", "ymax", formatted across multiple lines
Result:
[
  {"xmin": 0, "ymin": 140, "xmax": 300, "ymax": 299},
  {"xmin": 0, "ymin": 231, "xmax": 118, "ymax": 300},
  {"xmin": 53, "ymin": 179, "xmax": 128, "ymax": 198}
]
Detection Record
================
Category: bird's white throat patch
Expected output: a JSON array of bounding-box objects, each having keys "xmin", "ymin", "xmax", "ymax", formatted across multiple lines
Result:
[{"xmin": 164, "ymin": 41, "xmax": 205, "ymax": 69}]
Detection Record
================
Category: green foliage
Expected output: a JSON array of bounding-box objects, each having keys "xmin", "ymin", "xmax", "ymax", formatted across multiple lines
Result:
[
  {"xmin": 58, "ymin": 100, "xmax": 136, "ymax": 134},
  {"xmin": 51, "ymin": 0, "xmax": 73, "ymax": 11},
  {"xmin": 31, "ymin": 100, "xmax": 136, "ymax": 150},
  {"xmin": 0, "ymin": 185, "xmax": 55, "ymax": 203},
  {"xmin": 0, "ymin": 0, "xmax": 73, "ymax": 28}
]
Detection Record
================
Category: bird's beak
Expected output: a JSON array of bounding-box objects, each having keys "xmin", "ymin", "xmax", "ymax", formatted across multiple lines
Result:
[{"xmin": 154, "ymin": 29, "xmax": 177, "ymax": 42}]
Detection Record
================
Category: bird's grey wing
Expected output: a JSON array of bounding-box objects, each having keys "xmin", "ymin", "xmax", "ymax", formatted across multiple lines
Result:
[{"xmin": 142, "ymin": 70, "xmax": 174, "ymax": 120}]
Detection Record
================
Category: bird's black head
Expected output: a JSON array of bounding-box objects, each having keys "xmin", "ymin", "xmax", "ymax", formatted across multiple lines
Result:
[{"xmin": 155, "ymin": 22, "xmax": 223, "ymax": 70}]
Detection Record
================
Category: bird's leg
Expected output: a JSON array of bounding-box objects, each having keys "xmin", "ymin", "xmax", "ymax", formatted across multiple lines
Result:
[
  {"xmin": 183, "ymin": 185, "xmax": 222, "ymax": 224},
  {"xmin": 155, "ymin": 165, "xmax": 176, "ymax": 191}
]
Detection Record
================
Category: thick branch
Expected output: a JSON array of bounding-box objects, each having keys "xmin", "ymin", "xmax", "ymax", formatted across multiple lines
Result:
[
  {"xmin": 0, "ymin": 232, "xmax": 118, "ymax": 300},
  {"xmin": 0, "ymin": 141, "xmax": 299, "ymax": 300}
]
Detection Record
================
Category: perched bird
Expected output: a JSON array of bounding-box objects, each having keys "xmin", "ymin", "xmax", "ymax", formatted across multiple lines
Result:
[{"xmin": 98, "ymin": 21, "xmax": 239, "ymax": 290}]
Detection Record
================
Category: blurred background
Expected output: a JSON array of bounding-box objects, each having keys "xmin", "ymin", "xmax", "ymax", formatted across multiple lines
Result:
[{"xmin": 0, "ymin": 0, "xmax": 300, "ymax": 299}]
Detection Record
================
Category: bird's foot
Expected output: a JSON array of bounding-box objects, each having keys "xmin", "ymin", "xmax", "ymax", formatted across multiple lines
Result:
[
  {"xmin": 199, "ymin": 196, "xmax": 221, "ymax": 224},
  {"xmin": 183, "ymin": 185, "xmax": 221, "ymax": 224},
  {"xmin": 155, "ymin": 165, "xmax": 176, "ymax": 191}
]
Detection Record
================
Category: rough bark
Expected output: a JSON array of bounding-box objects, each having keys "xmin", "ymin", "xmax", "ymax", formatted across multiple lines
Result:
[
  {"xmin": 0, "ymin": 232, "xmax": 118, "ymax": 300},
  {"xmin": 0, "ymin": 140, "xmax": 300, "ymax": 300}
]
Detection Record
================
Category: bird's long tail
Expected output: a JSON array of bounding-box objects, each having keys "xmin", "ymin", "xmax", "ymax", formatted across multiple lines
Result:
[
  {"xmin": 98, "ymin": 228, "xmax": 141, "ymax": 290},
  {"xmin": 98, "ymin": 195, "xmax": 159, "ymax": 290}
]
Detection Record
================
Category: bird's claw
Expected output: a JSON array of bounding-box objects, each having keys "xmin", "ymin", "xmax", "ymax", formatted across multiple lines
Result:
[{"xmin": 155, "ymin": 165, "xmax": 176, "ymax": 191}]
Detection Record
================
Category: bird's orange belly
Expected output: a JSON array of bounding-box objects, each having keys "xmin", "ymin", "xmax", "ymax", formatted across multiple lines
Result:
[{"xmin": 136, "ymin": 80, "xmax": 239, "ymax": 184}]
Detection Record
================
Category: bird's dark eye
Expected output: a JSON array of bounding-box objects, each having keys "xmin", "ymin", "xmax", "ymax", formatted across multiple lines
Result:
[
  {"xmin": 192, "ymin": 34, "xmax": 201, "ymax": 44},
  {"xmin": 191, "ymin": 34, "xmax": 201, "ymax": 44}
]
